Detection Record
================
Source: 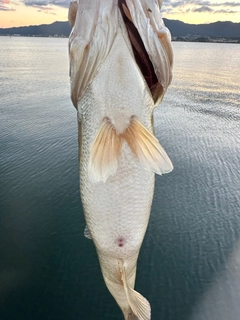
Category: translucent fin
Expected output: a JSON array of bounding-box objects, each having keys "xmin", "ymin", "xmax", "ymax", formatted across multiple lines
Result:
[
  {"xmin": 88, "ymin": 118, "xmax": 122, "ymax": 183},
  {"xmin": 68, "ymin": 1, "xmax": 118, "ymax": 108},
  {"xmin": 123, "ymin": 117, "xmax": 173, "ymax": 175},
  {"xmin": 121, "ymin": 265, "xmax": 151, "ymax": 320},
  {"xmin": 84, "ymin": 225, "xmax": 92, "ymax": 240},
  {"xmin": 89, "ymin": 116, "xmax": 172, "ymax": 182}
]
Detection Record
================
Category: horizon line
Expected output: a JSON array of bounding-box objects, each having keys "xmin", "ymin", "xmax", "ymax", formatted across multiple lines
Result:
[{"xmin": 1, "ymin": 18, "xmax": 240, "ymax": 30}]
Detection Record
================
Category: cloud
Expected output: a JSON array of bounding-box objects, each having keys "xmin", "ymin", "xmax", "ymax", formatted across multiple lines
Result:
[
  {"xmin": 23, "ymin": 0, "xmax": 69, "ymax": 8},
  {"xmin": 31, "ymin": 3, "xmax": 57, "ymax": 14},
  {"xmin": 212, "ymin": 1, "xmax": 240, "ymax": 7},
  {"xmin": 192, "ymin": 5, "xmax": 214, "ymax": 13},
  {"xmin": 163, "ymin": 0, "xmax": 240, "ymax": 6},
  {"xmin": 21, "ymin": 0, "xmax": 240, "ymax": 14},
  {"xmin": 33, "ymin": 4, "xmax": 53, "ymax": 10},
  {"xmin": 51, "ymin": 0, "xmax": 69, "ymax": 8},
  {"xmin": 25, "ymin": 0, "xmax": 49, "ymax": 5},
  {"xmin": 162, "ymin": 0, "xmax": 240, "ymax": 16},
  {"xmin": 213, "ymin": 8, "xmax": 239, "ymax": 14},
  {"xmin": 0, "ymin": 6, "xmax": 16, "ymax": 10},
  {"xmin": 0, "ymin": 0, "xmax": 16, "ymax": 11}
]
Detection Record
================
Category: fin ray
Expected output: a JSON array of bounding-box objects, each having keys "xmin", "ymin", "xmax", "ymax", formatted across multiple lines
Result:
[
  {"xmin": 121, "ymin": 264, "xmax": 151, "ymax": 320},
  {"xmin": 88, "ymin": 118, "xmax": 122, "ymax": 183},
  {"xmin": 88, "ymin": 116, "xmax": 173, "ymax": 183},
  {"xmin": 123, "ymin": 117, "xmax": 173, "ymax": 175}
]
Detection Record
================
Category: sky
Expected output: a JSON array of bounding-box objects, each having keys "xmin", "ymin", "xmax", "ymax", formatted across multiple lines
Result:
[{"xmin": 0, "ymin": 0, "xmax": 240, "ymax": 28}]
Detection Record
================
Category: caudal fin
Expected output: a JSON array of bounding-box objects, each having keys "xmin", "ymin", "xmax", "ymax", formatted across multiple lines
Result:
[
  {"xmin": 89, "ymin": 116, "xmax": 173, "ymax": 183},
  {"xmin": 121, "ymin": 265, "xmax": 151, "ymax": 320}
]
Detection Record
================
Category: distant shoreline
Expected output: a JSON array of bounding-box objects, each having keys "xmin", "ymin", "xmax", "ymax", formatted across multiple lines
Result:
[
  {"xmin": 1, "ymin": 34, "xmax": 239, "ymax": 44},
  {"xmin": 1, "ymin": 19, "xmax": 239, "ymax": 43},
  {"xmin": 172, "ymin": 36, "xmax": 240, "ymax": 44}
]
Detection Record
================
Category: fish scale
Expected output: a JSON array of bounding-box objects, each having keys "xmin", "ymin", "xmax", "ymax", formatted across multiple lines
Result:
[
  {"xmin": 80, "ymin": 87, "xmax": 154, "ymax": 253},
  {"xmin": 69, "ymin": 1, "xmax": 173, "ymax": 319}
]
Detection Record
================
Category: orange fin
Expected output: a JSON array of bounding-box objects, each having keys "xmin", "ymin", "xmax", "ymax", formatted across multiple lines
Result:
[
  {"xmin": 89, "ymin": 116, "xmax": 173, "ymax": 183},
  {"xmin": 123, "ymin": 117, "xmax": 173, "ymax": 175},
  {"xmin": 88, "ymin": 118, "xmax": 122, "ymax": 183}
]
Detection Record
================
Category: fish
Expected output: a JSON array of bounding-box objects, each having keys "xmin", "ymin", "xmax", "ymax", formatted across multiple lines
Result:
[{"xmin": 68, "ymin": 0, "xmax": 173, "ymax": 319}]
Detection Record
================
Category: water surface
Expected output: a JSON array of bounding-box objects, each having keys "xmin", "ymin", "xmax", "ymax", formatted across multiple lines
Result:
[{"xmin": 0, "ymin": 37, "xmax": 239, "ymax": 320}]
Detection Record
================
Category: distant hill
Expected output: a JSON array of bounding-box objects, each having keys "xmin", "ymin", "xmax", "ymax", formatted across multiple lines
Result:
[
  {"xmin": 0, "ymin": 21, "xmax": 70, "ymax": 37},
  {"xmin": 0, "ymin": 20, "xmax": 239, "ymax": 41},
  {"xmin": 164, "ymin": 19, "xmax": 240, "ymax": 39}
]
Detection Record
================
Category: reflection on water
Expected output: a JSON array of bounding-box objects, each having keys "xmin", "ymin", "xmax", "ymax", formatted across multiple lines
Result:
[
  {"xmin": 191, "ymin": 242, "xmax": 240, "ymax": 320},
  {"xmin": 171, "ymin": 42, "xmax": 240, "ymax": 119},
  {"xmin": 0, "ymin": 38, "xmax": 240, "ymax": 320}
]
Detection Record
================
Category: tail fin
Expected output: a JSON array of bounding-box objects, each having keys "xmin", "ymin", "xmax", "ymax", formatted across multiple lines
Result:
[
  {"xmin": 121, "ymin": 265, "xmax": 151, "ymax": 320},
  {"xmin": 89, "ymin": 116, "xmax": 173, "ymax": 183}
]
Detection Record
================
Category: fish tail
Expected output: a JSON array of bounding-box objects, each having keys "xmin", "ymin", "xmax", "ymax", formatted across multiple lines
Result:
[
  {"xmin": 121, "ymin": 264, "xmax": 151, "ymax": 320},
  {"xmin": 88, "ymin": 116, "xmax": 173, "ymax": 183}
]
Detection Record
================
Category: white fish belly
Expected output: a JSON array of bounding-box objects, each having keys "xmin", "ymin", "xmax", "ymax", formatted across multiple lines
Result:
[
  {"xmin": 78, "ymin": 29, "xmax": 155, "ymax": 254},
  {"xmin": 78, "ymin": 27, "xmax": 156, "ymax": 318},
  {"xmin": 81, "ymin": 137, "xmax": 155, "ymax": 257}
]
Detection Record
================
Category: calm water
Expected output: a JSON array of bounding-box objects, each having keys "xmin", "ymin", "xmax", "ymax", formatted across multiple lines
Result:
[{"xmin": 0, "ymin": 37, "xmax": 239, "ymax": 320}]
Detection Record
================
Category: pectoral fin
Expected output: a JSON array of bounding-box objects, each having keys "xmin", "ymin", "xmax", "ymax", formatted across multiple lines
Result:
[
  {"xmin": 88, "ymin": 117, "xmax": 122, "ymax": 183},
  {"xmin": 123, "ymin": 117, "xmax": 173, "ymax": 175},
  {"xmin": 89, "ymin": 116, "xmax": 173, "ymax": 183},
  {"xmin": 84, "ymin": 225, "xmax": 92, "ymax": 240}
]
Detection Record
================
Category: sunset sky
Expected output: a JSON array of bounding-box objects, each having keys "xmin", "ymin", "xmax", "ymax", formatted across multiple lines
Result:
[{"xmin": 0, "ymin": 0, "xmax": 240, "ymax": 28}]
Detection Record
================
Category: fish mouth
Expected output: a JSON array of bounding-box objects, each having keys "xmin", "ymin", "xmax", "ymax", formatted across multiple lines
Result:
[{"xmin": 118, "ymin": 0, "xmax": 164, "ymax": 102}]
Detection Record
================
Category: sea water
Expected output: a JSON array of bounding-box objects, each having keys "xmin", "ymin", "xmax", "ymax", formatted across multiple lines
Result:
[{"xmin": 0, "ymin": 37, "xmax": 239, "ymax": 320}]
